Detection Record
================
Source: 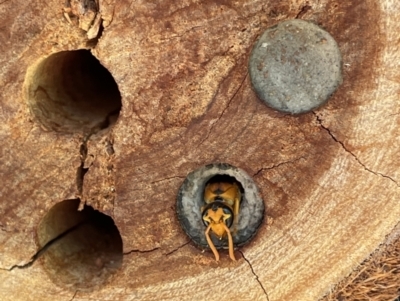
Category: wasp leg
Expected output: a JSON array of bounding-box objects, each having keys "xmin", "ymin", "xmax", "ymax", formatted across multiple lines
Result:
[
  {"xmin": 222, "ymin": 222, "xmax": 236, "ymax": 261},
  {"xmin": 205, "ymin": 224, "xmax": 220, "ymax": 261}
]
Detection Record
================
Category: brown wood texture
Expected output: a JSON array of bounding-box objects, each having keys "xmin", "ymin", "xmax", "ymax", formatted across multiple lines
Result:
[{"xmin": 1, "ymin": 0, "xmax": 399, "ymax": 300}]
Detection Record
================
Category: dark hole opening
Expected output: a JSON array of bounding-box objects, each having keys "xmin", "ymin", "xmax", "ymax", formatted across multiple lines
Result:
[
  {"xmin": 204, "ymin": 174, "xmax": 245, "ymax": 195},
  {"xmin": 24, "ymin": 50, "xmax": 122, "ymax": 134},
  {"xmin": 37, "ymin": 199, "xmax": 123, "ymax": 291}
]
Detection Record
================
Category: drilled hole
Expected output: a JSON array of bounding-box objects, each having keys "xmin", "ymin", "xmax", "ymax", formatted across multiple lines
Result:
[
  {"xmin": 24, "ymin": 50, "xmax": 122, "ymax": 133},
  {"xmin": 37, "ymin": 199, "xmax": 123, "ymax": 291},
  {"xmin": 177, "ymin": 163, "xmax": 265, "ymax": 251}
]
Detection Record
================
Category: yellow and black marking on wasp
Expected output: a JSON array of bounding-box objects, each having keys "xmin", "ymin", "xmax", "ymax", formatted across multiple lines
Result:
[{"xmin": 202, "ymin": 181, "xmax": 241, "ymax": 261}]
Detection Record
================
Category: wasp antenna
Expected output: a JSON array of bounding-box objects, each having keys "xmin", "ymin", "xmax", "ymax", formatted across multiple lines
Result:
[
  {"xmin": 205, "ymin": 224, "xmax": 220, "ymax": 262},
  {"xmin": 222, "ymin": 223, "xmax": 236, "ymax": 261}
]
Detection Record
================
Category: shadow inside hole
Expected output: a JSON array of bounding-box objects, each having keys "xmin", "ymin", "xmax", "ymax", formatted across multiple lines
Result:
[
  {"xmin": 204, "ymin": 174, "xmax": 245, "ymax": 198},
  {"xmin": 24, "ymin": 50, "xmax": 122, "ymax": 134},
  {"xmin": 37, "ymin": 199, "xmax": 123, "ymax": 291}
]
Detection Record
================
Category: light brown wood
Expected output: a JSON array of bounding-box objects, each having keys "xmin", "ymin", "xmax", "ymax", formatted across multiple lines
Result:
[{"xmin": 1, "ymin": 0, "xmax": 399, "ymax": 300}]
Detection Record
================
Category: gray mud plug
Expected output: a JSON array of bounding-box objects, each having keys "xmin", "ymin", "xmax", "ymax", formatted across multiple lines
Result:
[{"xmin": 249, "ymin": 19, "xmax": 342, "ymax": 114}]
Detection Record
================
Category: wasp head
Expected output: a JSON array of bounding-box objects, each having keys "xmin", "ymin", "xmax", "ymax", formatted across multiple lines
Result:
[{"xmin": 202, "ymin": 203, "xmax": 233, "ymax": 239}]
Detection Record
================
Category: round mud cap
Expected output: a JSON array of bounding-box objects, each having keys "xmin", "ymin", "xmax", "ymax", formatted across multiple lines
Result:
[{"xmin": 249, "ymin": 19, "xmax": 342, "ymax": 114}]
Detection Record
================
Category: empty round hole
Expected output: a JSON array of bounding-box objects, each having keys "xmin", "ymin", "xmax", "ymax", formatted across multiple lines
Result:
[
  {"xmin": 37, "ymin": 199, "xmax": 123, "ymax": 291},
  {"xmin": 23, "ymin": 50, "xmax": 122, "ymax": 133},
  {"xmin": 176, "ymin": 163, "xmax": 265, "ymax": 250}
]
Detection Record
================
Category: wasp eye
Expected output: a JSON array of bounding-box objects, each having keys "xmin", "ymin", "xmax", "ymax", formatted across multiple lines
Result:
[{"xmin": 202, "ymin": 210, "xmax": 210, "ymax": 226}]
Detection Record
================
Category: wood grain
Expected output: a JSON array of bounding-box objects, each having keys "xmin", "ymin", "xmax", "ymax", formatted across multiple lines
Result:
[{"xmin": 1, "ymin": 0, "xmax": 399, "ymax": 300}]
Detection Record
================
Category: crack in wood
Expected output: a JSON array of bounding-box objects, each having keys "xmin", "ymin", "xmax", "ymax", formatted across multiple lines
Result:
[
  {"xmin": 239, "ymin": 250, "xmax": 269, "ymax": 300},
  {"xmin": 313, "ymin": 112, "xmax": 399, "ymax": 187},
  {"xmin": 253, "ymin": 156, "xmax": 307, "ymax": 177},
  {"xmin": 123, "ymin": 247, "xmax": 161, "ymax": 256},
  {"xmin": 76, "ymin": 136, "xmax": 90, "ymax": 195},
  {"xmin": 165, "ymin": 241, "xmax": 191, "ymax": 256},
  {"xmin": 2, "ymin": 221, "xmax": 87, "ymax": 272},
  {"xmin": 75, "ymin": 111, "xmax": 120, "ymax": 203},
  {"xmin": 150, "ymin": 175, "xmax": 185, "ymax": 185},
  {"xmin": 69, "ymin": 290, "xmax": 78, "ymax": 301},
  {"xmin": 158, "ymin": 25, "xmax": 204, "ymax": 42},
  {"xmin": 295, "ymin": 4, "xmax": 312, "ymax": 19}
]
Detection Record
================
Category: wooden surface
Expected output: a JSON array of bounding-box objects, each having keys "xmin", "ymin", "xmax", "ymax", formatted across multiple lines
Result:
[{"xmin": 1, "ymin": 0, "xmax": 400, "ymax": 300}]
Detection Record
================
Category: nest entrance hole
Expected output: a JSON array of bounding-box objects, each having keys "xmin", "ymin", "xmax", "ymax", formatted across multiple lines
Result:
[
  {"xmin": 36, "ymin": 199, "xmax": 123, "ymax": 291},
  {"xmin": 24, "ymin": 50, "xmax": 122, "ymax": 134}
]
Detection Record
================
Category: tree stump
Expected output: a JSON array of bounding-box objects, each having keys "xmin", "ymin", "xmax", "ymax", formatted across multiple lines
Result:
[{"xmin": 1, "ymin": 0, "xmax": 399, "ymax": 300}]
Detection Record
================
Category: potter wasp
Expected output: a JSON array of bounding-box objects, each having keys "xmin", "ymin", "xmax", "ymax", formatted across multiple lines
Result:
[{"xmin": 202, "ymin": 178, "xmax": 241, "ymax": 261}]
